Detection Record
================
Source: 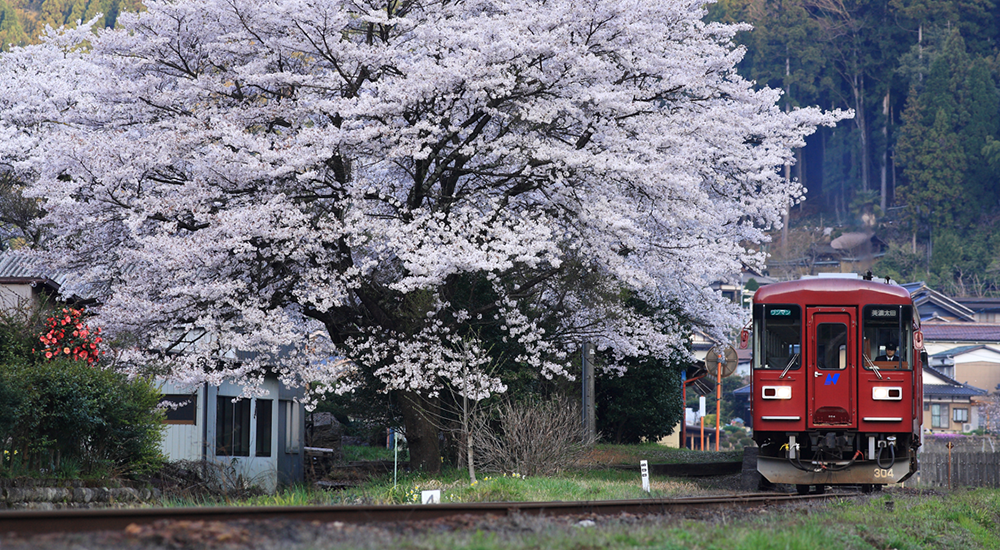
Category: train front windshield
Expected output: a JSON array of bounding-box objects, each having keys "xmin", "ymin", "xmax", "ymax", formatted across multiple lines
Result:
[
  {"xmin": 862, "ymin": 305, "xmax": 914, "ymax": 370},
  {"xmin": 753, "ymin": 304, "xmax": 801, "ymax": 371}
]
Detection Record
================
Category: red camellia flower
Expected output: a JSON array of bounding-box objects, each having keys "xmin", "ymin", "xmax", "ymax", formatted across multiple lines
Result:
[{"xmin": 37, "ymin": 307, "xmax": 104, "ymax": 366}]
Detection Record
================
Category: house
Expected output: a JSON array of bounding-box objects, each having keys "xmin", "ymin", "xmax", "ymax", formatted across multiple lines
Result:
[
  {"xmin": 159, "ymin": 375, "xmax": 305, "ymax": 493},
  {"xmin": 954, "ymin": 297, "xmax": 1000, "ymax": 324},
  {"xmin": 928, "ymin": 345, "xmax": 1000, "ymax": 396},
  {"xmin": 900, "ymin": 281, "xmax": 976, "ymax": 324},
  {"xmin": 0, "ymin": 252, "xmax": 92, "ymax": 311},
  {"xmin": 766, "ymin": 232, "xmax": 887, "ymax": 278},
  {"xmin": 922, "ymin": 365, "xmax": 987, "ymax": 433},
  {"xmin": 0, "ymin": 250, "xmax": 307, "ymax": 492}
]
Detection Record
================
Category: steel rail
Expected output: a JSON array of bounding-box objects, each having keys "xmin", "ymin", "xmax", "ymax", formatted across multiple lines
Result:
[{"xmin": 0, "ymin": 492, "xmax": 851, "ymax": 536}]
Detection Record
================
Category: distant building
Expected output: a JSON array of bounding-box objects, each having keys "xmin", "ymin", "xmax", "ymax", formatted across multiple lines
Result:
[{"xmin": 922, "ymin": 365, "xmax": 986, "ymax": 434}]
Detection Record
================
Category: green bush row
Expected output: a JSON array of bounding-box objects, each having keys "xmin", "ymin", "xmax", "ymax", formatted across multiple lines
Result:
[
  {"xmin": 0, "ymin": 304, "xmax": 165, "ymax": 479},
  {"xmin": 0, "ymin": 359, "xmax": 165, "ymax": 478}
]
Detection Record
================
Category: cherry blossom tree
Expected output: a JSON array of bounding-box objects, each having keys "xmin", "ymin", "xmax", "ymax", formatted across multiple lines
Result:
[{"xmin": 0, "ymin": 0, "xmax": 848, "ymax": 470}]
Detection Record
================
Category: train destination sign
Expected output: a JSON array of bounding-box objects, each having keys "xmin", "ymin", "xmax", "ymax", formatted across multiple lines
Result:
[
  {"xmin": 864, "ymin": 305, "xmax": 909, "ymax": 322},
  {"xmin": 765, "ymin": 305, "xmax": 799, "ymax": 319}
]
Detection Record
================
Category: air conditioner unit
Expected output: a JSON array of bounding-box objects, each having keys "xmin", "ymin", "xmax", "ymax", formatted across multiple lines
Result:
[{"xmin": 962, "ymin": 423, "xmax": 973, "ymax": 433}]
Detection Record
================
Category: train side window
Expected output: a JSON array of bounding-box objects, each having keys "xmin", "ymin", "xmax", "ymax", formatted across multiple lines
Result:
[
  {"xmin": 753, "ymin": 304, "xmax": 801, "ymax": 370},
  {"xmin": 816, "ymin": 323, "xmax": 847, "ymax": 370}
]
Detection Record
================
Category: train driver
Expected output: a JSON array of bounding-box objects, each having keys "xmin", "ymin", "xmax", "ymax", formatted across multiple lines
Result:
[{"xmin": 874, "ymin": 342, "xmax": 897, "ymax": 362}]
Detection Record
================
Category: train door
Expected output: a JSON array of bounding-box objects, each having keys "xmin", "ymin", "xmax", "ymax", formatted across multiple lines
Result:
[{"xmin": 807, "ymin": 307, "xmax": 856, "ymax": 428}]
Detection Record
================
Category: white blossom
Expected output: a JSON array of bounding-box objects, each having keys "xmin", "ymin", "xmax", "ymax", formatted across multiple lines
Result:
[{"xmin": 0, "ymin": 0, "xmax": 849, "ymax": 400}]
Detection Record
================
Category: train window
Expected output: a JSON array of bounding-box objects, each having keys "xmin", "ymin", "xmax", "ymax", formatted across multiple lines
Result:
[
  {"xmin": 816, "ymin": 323, "xmax": 847, "ymax": 370},
  {"xmin": 862, "ymin": 305, "xmax": 913, "ymax": 371},
  {"xmin": 753, "ymin": 304, "xmax": 801, "ymax": 370}
]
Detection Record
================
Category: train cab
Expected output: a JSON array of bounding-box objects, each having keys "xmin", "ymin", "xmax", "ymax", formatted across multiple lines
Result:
[{"xmin": 750, "ymin": 276, "xmax": 923, "ymax": 492}]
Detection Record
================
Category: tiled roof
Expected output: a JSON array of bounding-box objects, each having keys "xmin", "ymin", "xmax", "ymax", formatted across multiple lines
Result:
[
  {"xmin": 0, "ymin": 251, "xmax": 64, "ymax": 283},
  {"xmin": 924, "ymin": 383, "xmax": 987, "ymax": 398},
  {"xmin": 0, "ymin": 251, "xmax": 98, "ymax": 303},
  {"xmin": 920, "ymin": 324, "xmax": 1000, "ymax": 343}
]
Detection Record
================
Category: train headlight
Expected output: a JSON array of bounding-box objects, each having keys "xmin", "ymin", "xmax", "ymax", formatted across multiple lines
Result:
[
  {"xmin": 872, "ymin": 386, "xmax": 903, "ymax": 401},
  {"xmin": 761, "ymin": 386, "xmax": 792, "ymax": 400}
]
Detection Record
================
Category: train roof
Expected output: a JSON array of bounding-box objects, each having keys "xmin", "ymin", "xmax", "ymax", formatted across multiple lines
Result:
[{"xmin": 753, "ymin": 277, "xmax": 913, "ymax": 304}]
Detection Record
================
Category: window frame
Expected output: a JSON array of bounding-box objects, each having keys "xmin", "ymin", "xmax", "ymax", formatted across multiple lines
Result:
[
  {"xmin": 931, "ymin": 403, "xmax": 949, "ymax": 429},
  {"xmin": 216, "ymin": 396, "xmax": 252, "ymax": 456},
  {"xmin": 160, "ymin": 393, "xmax": 197, "ymax": 425}
]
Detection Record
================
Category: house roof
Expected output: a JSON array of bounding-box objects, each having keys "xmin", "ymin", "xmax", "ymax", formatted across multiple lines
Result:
[
  {"xmin": 930, "ymin": 344, "xmax": 999, "ymax": 358},
  {"xmin": 923, "ymin": 365, "xmax": 987, "ymax": 397},
  {"xmin": 954, "ymin": 297, "xmax": 1000, "ymax": 314},
  {"xmin": 0, "ymin": 251, "xmax": 97, "ymax": 304},
  {"xmin": 920, "ymin": 324, "xmax": 1000, "ymax": 343},
  {"xmin": 901, "ymin": 281, "xmax": 976, "ymax": 323}
]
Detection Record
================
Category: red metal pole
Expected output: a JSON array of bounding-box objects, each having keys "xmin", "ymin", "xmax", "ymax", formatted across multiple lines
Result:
[
  {"xmin": 700, "ymin": 415, "xmax": 705, "ymax": 451},
  {"xmin": 716, "ymin": 356, "xmax": 722, "ymax": 452}
]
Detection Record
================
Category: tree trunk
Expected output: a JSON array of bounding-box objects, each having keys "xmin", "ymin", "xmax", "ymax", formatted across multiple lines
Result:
[
  {"xmin": 398, "ymin": 391, "xmax": 441, "ymax": 473},
  {"xmin": 881, "ymin": 91, "xmax": 889, "ymax": 212},
  {"xmin": 466, "ymin": 431, "xmax": 476, "ymax": 484}
]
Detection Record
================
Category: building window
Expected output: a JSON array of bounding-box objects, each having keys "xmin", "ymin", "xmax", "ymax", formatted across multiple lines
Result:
[
  {"xmin": 217, "ymin": 397, "xmax": 251, "ymax": 456},
  {"xmin": 160, "ymin": 394, "xmax": 196, "ymax": 425},
  {"xmin": 931, "ymin": 403, "xmax": 949, "ymax": 429},
  {"xmin": 953, "ymin": 408, "xmax": 969, "ymax": 423},
  {"xmin": 256, "ymin": 399, "xmax": 273, "ymax": 457},
  {"xmin": 283, "ymin": 400, "xmax": 301, "ymax": 453}
]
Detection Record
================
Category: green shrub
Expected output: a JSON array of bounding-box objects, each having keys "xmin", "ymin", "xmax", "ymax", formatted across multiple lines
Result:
[
  {"xmin": 0, "ymin": 303, "xmax": 165, "ymax": 479},
  {"xmin": 0, "ymin": 359, "xmax": 165, "ymax": 478}
]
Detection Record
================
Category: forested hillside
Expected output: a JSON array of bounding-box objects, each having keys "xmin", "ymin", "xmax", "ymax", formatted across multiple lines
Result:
[
  {"xmin": 707, "ymin": 0, "xmax": 1000, "ymax": 296},
  {"xmin": 0, "ymin": 0, "xmax": 140, "ymax": 49}
]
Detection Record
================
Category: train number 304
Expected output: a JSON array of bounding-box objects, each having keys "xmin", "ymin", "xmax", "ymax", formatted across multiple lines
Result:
[{"xmin": 873, "ymin": 468, "xmax": 894, "ymax": 479}]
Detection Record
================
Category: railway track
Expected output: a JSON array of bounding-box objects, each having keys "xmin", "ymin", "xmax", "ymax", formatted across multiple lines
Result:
[{"xmin": 0, "ymin": 492, "xmax": 855, "ymax": 536}]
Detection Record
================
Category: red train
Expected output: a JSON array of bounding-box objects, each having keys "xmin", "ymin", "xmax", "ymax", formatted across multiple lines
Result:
[{"xmin": 750, "ymin": 275, "xmax": 923, "ymax": 493}]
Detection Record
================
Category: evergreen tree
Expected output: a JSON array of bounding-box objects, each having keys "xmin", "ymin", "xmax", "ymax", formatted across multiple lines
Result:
[{"xmin": 896, "ymin": 105, "xmax": 966, "ymax": 241}]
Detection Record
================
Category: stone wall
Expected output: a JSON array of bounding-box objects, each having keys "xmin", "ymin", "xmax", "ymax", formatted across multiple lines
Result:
[{"xmin": 0, "ymin": 480, "xmax": 160, "ymax": 510}]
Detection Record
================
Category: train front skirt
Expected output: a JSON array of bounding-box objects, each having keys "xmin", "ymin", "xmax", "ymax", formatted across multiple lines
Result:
[{"xmin": 758, "ymin": 455, "xmax": 915, "ymax": 486}]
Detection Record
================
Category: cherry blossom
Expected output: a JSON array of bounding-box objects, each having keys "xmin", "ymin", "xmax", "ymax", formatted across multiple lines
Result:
[{"xmin": 0, "ymin": 0, "xmax": 849, "ymax": 469}]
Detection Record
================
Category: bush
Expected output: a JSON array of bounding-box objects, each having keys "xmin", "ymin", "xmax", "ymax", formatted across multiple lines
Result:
[
  {"xmin": 0, "ymin": 304, "xmax": 164, "ymax": 478},
  {"xmin": 0, "ymin": 359, "xmax": 165, "ymax": 477},
  {"xmin": 472, "ymin": 395, "xmax": 593, "ymax": 476}
]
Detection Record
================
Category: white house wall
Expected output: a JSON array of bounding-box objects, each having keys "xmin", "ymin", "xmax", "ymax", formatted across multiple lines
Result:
[
  {"xmin": 0, "ymin": 283, "xmax": 34, "ymax": 311},
  {"xmin": 158, "ymin": 382, "xmax": 206, "ymax": 462}
]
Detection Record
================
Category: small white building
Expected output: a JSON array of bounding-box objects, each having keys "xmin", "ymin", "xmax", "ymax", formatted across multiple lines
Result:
[
  {"xmin": 0, "ymin": 250, "xmax": 308, "ymax": 493},
  {"xmin": 159, "ymin": 374, "xmax": 306, "ymax": 493}
]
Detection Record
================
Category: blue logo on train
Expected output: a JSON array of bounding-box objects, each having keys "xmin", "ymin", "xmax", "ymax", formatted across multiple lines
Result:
[{"xmin": 824, "ymin": 373, "xmax": 840, "ymax": 385}]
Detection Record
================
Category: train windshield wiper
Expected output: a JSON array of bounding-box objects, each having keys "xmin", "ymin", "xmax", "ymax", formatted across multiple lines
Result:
[
  {"xmin": 779, "ymin": 353, "xmax": 799, "ymax": 379},
  {"xmin": 863, "ymin": 353, "xmax": 883, "ymax": 380}
]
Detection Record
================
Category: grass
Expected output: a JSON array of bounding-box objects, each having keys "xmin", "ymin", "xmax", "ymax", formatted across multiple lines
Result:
[
  {"xmin": 148, "ymin": 443, "xmax": 1000, "ymax": 549},
  {"xmin": 317, "ymin": 489, "xmax": 1000, "ymax": 550},
  {"xmin": 582, "ymin": 442, "xmax": 743, "ymax": 465},
  {"xmin": 342, "ymin": 444, "xmax": 408, "ymax": 462},
  {"xmin": 158, "ymin": 443, "xmax": 742, "ymax": 508}
]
